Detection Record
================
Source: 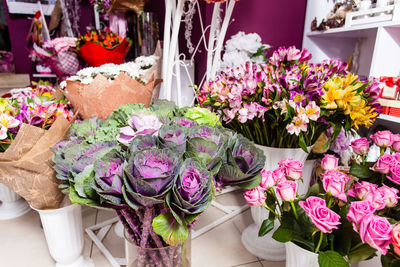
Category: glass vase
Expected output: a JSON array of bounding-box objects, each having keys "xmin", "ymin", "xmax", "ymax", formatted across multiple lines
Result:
[
  {"xmin": 125, "ymin": 231, "xmax": 191, "ymax": 267},
  {"xmin": 134, "ymin": 12, "xmax": 159, "ymax": 57}
]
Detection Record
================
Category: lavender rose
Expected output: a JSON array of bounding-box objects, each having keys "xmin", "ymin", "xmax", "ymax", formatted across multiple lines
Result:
[
  {"xmin": 123, "ymin": 148, "xmax": 181, "ymax": 208},
  {"xmin": 278, "ymin": 159, "xmax": 303, "ymax": 180},
  {"xmin": 347, "ymin": 200, "xmax": 376, "ymax": 231},
  {"xmin": 244, "ymin": 186, "xmax": 266, "ymax": 207},
  {"xmin": 373, "ymin": 153, "xmax": 397, "ymax": 174},
  {"xmin": 371, "ymin": 130, "xmax": 393, "ymax": 148},
  {"xmin": 321, "ymin": 170, "xmax": 349, "ymax": 202},
  {"xmin": 359, "ymin": 215, "xmax": 393, "ymax": 255},
  {"xmin": 350, "ymin": 137, "xmax": 371, "ymax": 155},
  {"xmin": 299, "ymin": 196, "xmax": 341, "ymax": 233},
  {"xmin": 321, "ymin": 154, "xmax": 339, "ymax": 171}
]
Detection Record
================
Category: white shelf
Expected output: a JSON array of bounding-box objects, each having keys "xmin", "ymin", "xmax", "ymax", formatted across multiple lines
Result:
[
  {"xmin": 6, "ymin": 2, "xmax": 55, "ymax": 16},
  {"xmin": 32, "ymin": 73, "xmax": 57, "ymax": 78},
  {"xmin": 377, "ymin": 114, "xmax": 400, "ymax": 124},
  {"xmin": 307, "ymin": 21, "xmax": 400, "ymax": 38}
]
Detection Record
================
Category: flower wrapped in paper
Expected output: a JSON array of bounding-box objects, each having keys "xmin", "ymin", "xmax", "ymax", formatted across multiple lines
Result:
[{"xmin": 62, "ymin": 51, "xmax": 161, "ymax": 120}]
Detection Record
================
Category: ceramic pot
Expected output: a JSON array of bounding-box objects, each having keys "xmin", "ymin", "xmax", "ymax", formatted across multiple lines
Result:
[
  {"xmin": 0, "ymin": 183, "xmax": 30, "ymax": 220},
  {"xmin": 285, "ymin": 242, "xmax": 319, "ymax": 267}
]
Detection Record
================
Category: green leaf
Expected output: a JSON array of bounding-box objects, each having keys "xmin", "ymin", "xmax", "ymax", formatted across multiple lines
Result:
[
  {"xmin": 74, "ymin": 165, "xmax": 95, "ymax": 198},
  {"xmin": 69, "ymin": 186, "xmax": 98, "ymax": 207},
  {"xmin": 152, "ymin": 213, "xmax": 189, "ymax": 246},
  {"xmin": 381, "ymin": 252, "xmax": 400, "ymax": 267},
  {"xmin": 272, "ymin": 226, "xmax": 293, "ymax": 243},
  {"xmin": 349, "ymin": 162, "xmax": 375, "ymax": 179},
  {"xmin": 299, "ymin": 133, "xmax": 308, "ymax": 153},
  {"xmin": 307, "ymin": 183, "xmax": 321, "ymax": 197},
  {"xmin": 348, "ymin": 243, "xmax": 377, "ymax": 263},
  {"xmin": 259, "ymin": 219, "xmax": 274, "ymax": 237},
  {"xmin": 318, "ymin": 250, "xmax": 350, "ymax": 267},
  {"xmin": 237, "ymin": 173, "xmax": 262, "ymax": 189}
]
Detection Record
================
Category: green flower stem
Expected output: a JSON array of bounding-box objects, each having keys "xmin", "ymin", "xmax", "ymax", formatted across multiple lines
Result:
[
  {"xmin": 315, "ymin": 232, "xmax": 324, "ymax": 253},
  {"xmin": 380, "ymin": 147, "xmax": 385, "ymax": 157},
  {"xmin": 362, "ymin": 155, "xmax": 366, "ymax": 166},
  {"xmin": 262, "ymin": 202, "xmax": 281, "ymax": 223},
  {"xmin": 290, "ymin": 201, "xmax": 298, "ymax": 220},
  {"xmin": 381, "ymin": 173, "xmax": 385, "ymax": 185},
  {"xmin": 350, "ymin": 241, "xmax": 364, "ymax": 252},
  {"xmin": 269, "ymin": 188, "xmax": 283, "ymax": 214},
  {"xmin": 327, "ymin": 195, "xmax": 333, "ymax": 209},
  {"xmin": 262, "ymin": 120, "xmax": 270, "ymax": 146}
]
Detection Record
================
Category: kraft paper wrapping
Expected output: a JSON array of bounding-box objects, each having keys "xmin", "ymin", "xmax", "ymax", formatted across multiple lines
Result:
[
  {"xmin": 0, "ymin": 116, "xmax": 72, "ymax": 209},
  {"xmin": 64, "ymin": 74, "xmax": 161, "ymax": 120},
  {"xmin": 108, "ymin": 0, "xmax": 150, "ymax": 13}
]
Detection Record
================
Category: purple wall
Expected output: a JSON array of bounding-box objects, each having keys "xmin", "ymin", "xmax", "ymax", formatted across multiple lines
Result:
[
  {"xmin": 4, "ymin": 0, "xmax": 95, "ymax": 74},
  {"xmin": 195, "ymin": 0, "xmax": 307, "ymax": 81}
]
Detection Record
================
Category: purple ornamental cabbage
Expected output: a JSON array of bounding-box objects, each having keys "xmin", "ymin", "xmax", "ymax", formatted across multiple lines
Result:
[
  {"xmin": 129, "ymin": 134, "xmax": 159, "ymax": 153},
  {"xmin": 186, "ymin": 125, "xmax": 231, "ymax": 175},
  {"xmin": 123, "ymin": 148, "xmax": 181, "ymax": 209},
  {"xmin": 158, "ymin": 124, "xmax": 188, "ymax": 153},
  {"xmin": 92, "ymin": 148, "xmax": 125, "ymax": 206},
  {"xmin": 172, "ymin": 117, "xmax": 198, "ymax": 128},
  {"xmin": 217, "ymin": 134, "xmax": 265, "ymax": 189},
  {"xmin": 118, "ymin": 112, "xmax": 162, "ymax": 145},
  {"xmin": 166, "ymin": 158, "xmax": 215, "ymax": 225}
]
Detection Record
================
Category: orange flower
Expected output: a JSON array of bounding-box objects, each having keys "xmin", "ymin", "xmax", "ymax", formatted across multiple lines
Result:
[{"xmin": 106, "ymin": 43, "xmax": 112, "ymax": 48}]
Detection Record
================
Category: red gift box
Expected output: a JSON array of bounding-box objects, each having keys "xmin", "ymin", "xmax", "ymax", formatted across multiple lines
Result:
[
  {"xmin": 77, "ymin": 39, "xmax": 131, "ymax": 67},
  {"xmin": 379, "ymin": 76, "xmax": 400, "ymax": 100}
]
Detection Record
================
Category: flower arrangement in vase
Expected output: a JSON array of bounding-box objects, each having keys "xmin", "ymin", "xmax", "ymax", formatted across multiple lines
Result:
[
  {"xmin": 52, "ymin": 100, "xmax": 265, "ymax": 267},
  {"xmin": 198, "ymin": 46, "xmax": 381, "ymax": 152},
  {"xmin": 243, "ymin": 147, "xmax": 400, "ymax": 267},
  {"xmin": 76, "ymin": 29, "xmax": 132, "ymax": 67}
]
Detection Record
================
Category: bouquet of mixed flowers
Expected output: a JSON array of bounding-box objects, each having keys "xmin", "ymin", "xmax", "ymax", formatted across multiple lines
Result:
[
  {"xmin": 89, "ymin": 0, "xmax": 111, "ymax": 12},
  {"xmin": 76, "ymin": 29, "xmax": 131, "ymax": 67},
  {"xmin": 244, "ymin": 150, "xmax": 400, "ymax": 267},
  {"xmin": 198, "ymin": 46, "xmax": 381, "ymax": 152},
  {"xmin": 52, "ymin": 100, "xmax": 265, "ymax": 266},
  {"xmin": 0, "ymin": 51, "xmax": 14, "ymax": 73},
  {"xmin": 60, "ymin": 54, "xmax": 160, "ymax": 119},
  {"xmin": 30, "ymin": 37, "xmax": 81, "ymax": 80},
  {"xmin": 0, "ymin": 82, "xmax": 73, "ymax": 152},
  {"xmin": 0, "ymin": 82, "xmax": 74, "ymax": 209}
]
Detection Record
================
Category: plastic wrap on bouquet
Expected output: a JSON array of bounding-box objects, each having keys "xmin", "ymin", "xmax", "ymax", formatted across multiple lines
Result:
[
  {"xmin": 64, "ymin": 74, "xmax": 161, "ymax": 119},
  {"xmin": 77, "ymin": 39, "xmax": 131, "ymax": 67},
  {"xmin": 0, "ymin": 117, "xmax": 72, "ymax": 209}
]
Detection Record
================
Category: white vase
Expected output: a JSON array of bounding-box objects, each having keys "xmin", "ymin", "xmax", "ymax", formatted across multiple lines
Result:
[
  {"xmin": 0, "ymin": 183, "xmax": 30, "ymax": 220},
  {"xmin": 299, "ymin": 160, "xmax": 317, "ymax": 197},
  {"xmin": 285, "ymin": 242, "xmax": 319, "ymax": 267},
  {"xmin": 32, "ymin": 204, "xmax": 94, "ymax": 267},
  {"xmin": 241, "ymin": 145, "xmax": 311, "ymax": 261}
]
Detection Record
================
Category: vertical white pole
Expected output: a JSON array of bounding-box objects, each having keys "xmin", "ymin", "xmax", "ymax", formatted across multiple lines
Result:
[
  {"xmin": 57, "ymin": 0, "xmax": 74, "ymax": 37},
  {"xmin": 37, "ymin": 1, "xmax": 51, "ymax": 40},
  {"xmin": 165, "ymin": 0, "xmax": 185, "ymax": 100},
  {"xmin": 162, "ymin": 0, "xmax": 173, "ymax": 99},
  {"xmin": 94, "ymin": 5, "xmax": 100, "ymax": 30},
  {"xmin": 210, "ymin": 0, "xmax": 235, "ymax": 79},
  {"xmin": 206, "ymin": 3, "xmax": 221, "ymax": 80}
]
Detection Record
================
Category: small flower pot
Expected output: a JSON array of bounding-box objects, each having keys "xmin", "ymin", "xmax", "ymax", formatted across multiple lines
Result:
[
  {"xmin": 32, "ymin": 204, "xmax": 94, "ymax": 267},
  {"xmin": 285, "ymin": 242, "xmax": 319, "ymax": 267},
  {"xmin": 125, "ymin": 231, "xmax": 191, "ymax": 267},
  {"xmin": 0, "ymin": 183, "xmax": 30, "ymax": 220}
]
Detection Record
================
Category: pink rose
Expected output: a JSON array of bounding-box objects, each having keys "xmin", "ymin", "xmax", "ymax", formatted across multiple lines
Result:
[
  {"xmin": 321, "ymin": 170, "xmax": 349, "ymax": 202},
  {"xmin": 321, "ymin": 154, "xmax": 339, "ymax": 171},
  {"xmin": 347, "ymin": 181, "xmax": 378, "ymax": 199},
  {"xmin": 392, "ymin": 134, "xmax": 400, "ymax": 152},
  {"xmin": 272, "ymin": 167, "xmax": 287, "ymax": 183},
  {"xmin": 389, "ymin": 165, "xmax": 400, "ymax": 185},
  {"xmin": 351, "ymin": 138, "xmax": 371, "ymax": 155},
  {"xmin": 392, "ymin": 224, "xmax": 400, "ymax": 256},
  {"xmin": 359, "ymin": 215, "xmax": 392, "ymax": 255},
  {"xmin": 371, "ymin": 130, "xmax": 394, "ymax": 148},
  {"xmin": 260, "ymin": 170, "xmax": 276, "ymax": 189},
  {"xmin": 278, "ymin": 159, "xmax": 304, "ymax": 180},
  {"xmin": 299, "ymin": 197, "xmax": 341, "ymax": 233},
  {"xmin": 347, "ymin": 200, "xmax": 376, "ymax": 231},
  {"xmin": 379, "ymin": 185, "xmax": 399, "ymax": 207},
  {"xmin": 299, "ymin": 196, "xmax": 326, "ymax": 213},
  {"xmin": 395, "ymin": 153, "xmax": 400, "ymax": 164},
  {"xmin": 243, "ymin": 186, "xmax": 266, "ymax": 207},
  {"xmin": 373, "ymin": 154, "xmax": 397, "ymax": 174},
  {"xmin": 276, "ymin": 180, "xmax": 297, "ymax": 201}
]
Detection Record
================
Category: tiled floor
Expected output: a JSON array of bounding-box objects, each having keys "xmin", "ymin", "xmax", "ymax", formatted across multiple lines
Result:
[{"xmin": 0, "ymin": 192, "xmax": 286, "ymax": 267}]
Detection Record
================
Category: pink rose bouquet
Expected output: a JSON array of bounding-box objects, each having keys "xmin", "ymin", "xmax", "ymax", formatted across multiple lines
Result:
[{"xmin": 244, "ymin": 153, "xmax": 400, "ymax": 266}]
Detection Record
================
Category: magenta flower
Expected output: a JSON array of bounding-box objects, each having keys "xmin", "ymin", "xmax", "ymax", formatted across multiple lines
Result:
[{"xmin": 359, "ymin": 215, "xmax": 392, "ymax": 255}]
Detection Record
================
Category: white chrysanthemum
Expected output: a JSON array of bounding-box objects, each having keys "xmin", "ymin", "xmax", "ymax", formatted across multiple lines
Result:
[
  {"xmin": 221, "ymin": 51, "xmax": 251, "ymax": 69},
  {"xmin": 225, "ymin": 31, "xmax": 263, "ymax": 54}
]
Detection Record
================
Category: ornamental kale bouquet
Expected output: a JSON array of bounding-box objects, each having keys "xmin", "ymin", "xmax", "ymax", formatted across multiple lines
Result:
[
  {"xmin": 349, "ymin": 130, "xmax": 400, "ymax": 266},
  {"xmin": 52, "ymin": 100, "xmax": 265, "ymax": 266},
  {"xmin": 0, "ymin": 82, "xmax": 73, "ymax": 152},
  {"xmin": 198, "ymin": 46, "xmax": 381, "ymax": 152},
  {"xmin": 243, "ymin": 152, "xmax": 400, "ymax": 267}
]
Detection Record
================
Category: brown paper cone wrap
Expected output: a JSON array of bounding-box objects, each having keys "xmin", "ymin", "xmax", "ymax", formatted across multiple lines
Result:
[
  {"xmin": 0, "ymin": 116, "xmax": 72, "ymax": 209},
  {"xmin": 64, "ymin": 73, "xmax": 161, "ymax": 120},
  {"xmin": 109, "ymin": 0, "xmax": 150, "ymax": 13}
]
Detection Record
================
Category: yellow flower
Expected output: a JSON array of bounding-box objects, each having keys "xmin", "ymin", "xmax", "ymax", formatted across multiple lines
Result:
[
  {"xmin": 350, "ymin": 102, "xmax": 378, "ymax": 129},
  {"xmin": 344, "ymin": 73, "xmax": 358, "ymax": 87},
  {"xmin": 321, "ymin": 77, "xmax": 345, "ymax": 109},
  {"xmin": 42, "ymin": 92, "xmax": 53, "ymax": 98},
  {"xmin": 337, "ymin": 85, "xmax": 362, "ymax": 115}
]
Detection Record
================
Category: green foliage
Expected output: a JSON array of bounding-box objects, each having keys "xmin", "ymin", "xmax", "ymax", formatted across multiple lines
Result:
[
  {"xmin": 259, "ymin": 219, "xmax": 274, "ymax": 237},
  {"xmin": 318, "ymin": 251, "xmax": 350, "ymax": 267}
]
